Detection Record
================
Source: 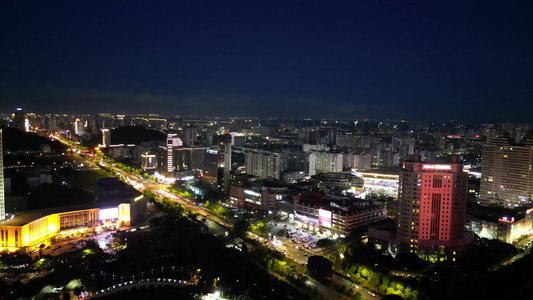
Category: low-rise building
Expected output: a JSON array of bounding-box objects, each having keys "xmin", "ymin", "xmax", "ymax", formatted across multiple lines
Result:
[
  {"xmin": 294, "ymin": 197, "xmax": 387, "ymax": 237},
  {"xmin": 25, "ymin": 169, "xmax": 53, "ymax": 191},
  {"xmin": 466, "ymin": 206, "xmax": 532, "ymax": 244},
  {"xmin": 229, "ymin": 179, "xmax": 294, "ymax": 212},
  {"xmin": 368, "ymin": 218, "xmax": 397, "ymax": 254},
  {"xmin": 310, "ymin": 172, "xmax": 364, "ymax": 193},
  {"xmin": 283, "ymin": 171, "xmax": 306, "ymax": 184},
  {"xmin": 0, "ymin": 178, "xmax": 147, "ymax": 253},
  {"xmin": 354, "ymin": 168, "xmax": 400, "ymax": 198}
]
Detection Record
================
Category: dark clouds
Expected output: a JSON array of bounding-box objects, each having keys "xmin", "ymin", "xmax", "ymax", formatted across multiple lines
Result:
[{"xmin": 1, "ymin": 1, "xmax": 532, "ymax": 121}]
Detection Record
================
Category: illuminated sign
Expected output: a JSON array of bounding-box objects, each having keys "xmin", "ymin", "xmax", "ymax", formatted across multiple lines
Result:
[
  {"xmin": 527, "ymin": 208, "xmax": 533, "ymax": 215},
  {"xmin": 319, "ymin": 209, "xmax": 332, "ymax": 228},
  {"xmin": 206, "ymin": 149, "xmax": 218, "ymax": 155},
  {"xmin": 422, "ymin": 164, "xmax": 452, "ymax": 170},
  {"xmin": 350, "ymin": 168, "xmax": 357, "ymax": 176},
  {"xmin": 498, "ymin": 217, "xmax": 515, "ymax": 223},
  {"xmin": 244, "ymin": 190, "xmax": 261, "ymax": 197},
  {"xmin": 99, "ymin": 208, "xmax": 119, "ymax": 220}
]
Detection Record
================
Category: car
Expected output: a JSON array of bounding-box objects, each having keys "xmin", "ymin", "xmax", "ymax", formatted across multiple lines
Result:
[{"xmin": 303, "ymin": 253, "xmax": 308, "ymax": 257}]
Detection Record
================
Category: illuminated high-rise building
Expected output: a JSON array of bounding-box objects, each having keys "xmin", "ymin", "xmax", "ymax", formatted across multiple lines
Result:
[
  {"xmin": 74, "ymin": 118, "xmax": 84, "ymax": 136},
  {"xmin": 12, "ymin": 107, "xmax": 25, "ymax": 131},
  {"xmin": 478, "ymin": 137, "xmax": 533, "ymax": 207},
  {"xmin": 397, "ymin": 155, "xmax": 472, "ymax": 262},
  {"xmin": 101, "ymin": 128, "xmax": 111, "ymax": 147},
  {"xmin": 245, "ymin": 150, "xmax": 283, "ymax": 180},
  {"xmin": 184, "ymin": 126, "xmax": 198, "ymax": 147},
  {"xmin": 0, "ymin": 129, "xmax": 4, "ymax": 220},
  {"xmin": 166, "ymin": 134, "xmax": 182, "ymax": 173},
  {"xmin": 48, "ymin": 115, "xmax": 59, "ymax": 132},
  {"xmin": 222, "ymin": 144, "xmax": 231, "ymax": 195},
  {"xmin": 141, "ymin": 151, "xmax": 157, "ymax": 171}
]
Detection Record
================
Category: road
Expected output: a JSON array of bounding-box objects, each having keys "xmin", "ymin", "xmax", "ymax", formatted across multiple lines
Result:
[
  {"xmin": 54, "ymin": 137, "xmax": 380, "ymax": 299},
  {"xmin": 332, "ymin": 276, "xmax": 380, "ymax": 300}
]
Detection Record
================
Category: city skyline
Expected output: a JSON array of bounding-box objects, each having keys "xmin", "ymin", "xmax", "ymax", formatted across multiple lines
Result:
[{"xmin": 1, "ymin": 1, "xmax": 532, "ymax": 121}]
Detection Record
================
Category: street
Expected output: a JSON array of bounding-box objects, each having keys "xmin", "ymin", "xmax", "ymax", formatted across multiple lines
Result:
[{"xmin": 51, "ymin": 138, "xmax": 380, "ymax": 299}]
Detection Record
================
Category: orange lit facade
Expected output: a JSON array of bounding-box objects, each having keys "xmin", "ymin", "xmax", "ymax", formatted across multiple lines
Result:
[
  {"xmin": 0, "ymin": 198, "xmax": 145, "ymax": 253},
  {"xmin": 397, "ymin": 158, "xmax": 473, "ymax": 262}
]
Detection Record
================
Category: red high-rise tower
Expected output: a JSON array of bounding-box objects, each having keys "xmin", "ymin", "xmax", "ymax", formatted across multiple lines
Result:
[{"xmin": 397, "ymin": 156, "xmax": 472, "ymax": 262}]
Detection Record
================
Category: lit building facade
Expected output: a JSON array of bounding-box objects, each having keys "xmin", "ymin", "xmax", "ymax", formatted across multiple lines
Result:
[
  {"xmin": 466, "ymin": 207, "xmax": 533, "ymax": 244},
  {"xmin": 479, "ymin": 137, "xmax": 533, "ymax": 207},
  {"xmin": 101, "ymin": 128, "xmax": 111, "ymax": 147},
  {"xmin": 141, "ymin": 151, "xmax": 157, "ymax": 170},
  {"xmin": 307, "ymin": 151, "xmax": 343, "ymax": 175},
  {"xmin": 294, "ymin": 199, "xmax": 387, "ymax": 236},
  {"xmin": 166, "ymin": 134, "xmax": 182, "ymax": 173},
  {"xmin": 74, "ymin": 118, "xmax": 84, "ymax": 136},
  {"xmin": 245, "ymin": 150, "xmax": 283, "ymax": 180},
  {"xmin": 0, "ymin": 201, "xmax": 142, "ymax": 253},
  {"xmin": 397, "ymin": 157, "xmax": 473, "ymax": 262},
  {"xmin": 310, "ymin": 172, "xmax": 364, "ymax": 193},
  {"xmin": 355, "ymin": 169, "xmax": 400, "ymax": 198},
  {"xmin": 229, "ymin": 180, "xmax": 291, "ymax": 211}
]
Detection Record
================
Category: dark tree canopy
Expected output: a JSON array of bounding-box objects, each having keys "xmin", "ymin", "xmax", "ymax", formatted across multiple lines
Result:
[
  {"xmin": 28, "ymin": 183, "xmax": 92, "ymax": 209},
  {"xmin": 275, "ymin": 228, "xmax": 288, "ymax": 238},
  {"xmin": 307, "ymin": 255, "xmax": 332, "ymax": 279},
  {"xmin": 382, "ymin": 295, "xmax": 404, "ymax": 300},
  {"xmin": 1, "ymin": 127, "xmax": 64, "ymax": 152},
  {"xmin": 233, "ymin": 220, "xmax": 251, "ymax": 238},
  {"xmin": 316, "ymin": 238, "xmax": 335, "ymax": 249},
  {"xmin": 83, "ymin": 126, "xmax": 165, "ymax": 148}
]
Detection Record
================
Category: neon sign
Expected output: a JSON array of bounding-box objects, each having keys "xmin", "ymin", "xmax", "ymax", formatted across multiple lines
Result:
[
  {"xmin": 99, "ymin": 208, "xmax": 119, "ymax": 220},
  {"xmin": 319, "ymin": 209, "xmax": 332, "ymax": 228},
  {"xmin": 422, "ymin": 164, "xmax": 452, "ymax": 170},
  {"xmin": 244, "ymin": 190, "xmax": 261, "ymax": 197},
  {"xmin": 498, "ymin": 217, "xmax": 515, "ymax": 223}
]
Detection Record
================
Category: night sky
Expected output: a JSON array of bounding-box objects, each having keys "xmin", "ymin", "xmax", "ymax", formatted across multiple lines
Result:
[{"xmin": 1, "ymin": 1, "xmax": 532, "ymax": 121}]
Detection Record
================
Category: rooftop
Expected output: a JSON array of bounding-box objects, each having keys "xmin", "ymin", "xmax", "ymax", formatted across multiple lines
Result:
[
  {"xmin": 466, "ymin": 204, "xmax": 524, "ymax": 223},
  {"xmin": 0, "ymin": 198, "xmax": 133, "ymax": 227}
]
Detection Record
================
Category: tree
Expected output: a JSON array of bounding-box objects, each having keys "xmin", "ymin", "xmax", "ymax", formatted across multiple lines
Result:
[
  {"xmin": 316, "ymin": 238, "xmax": 335, "ymax": 249},
  {"xmin": 143, "ymin": 189, "xmax": 157, "ymax": 200},
  {"xmin": 307, "ymin": 255, "xmax": 332, "ymax": 279},
  {"xmin": 275, "ymin": 228, "xmax": 288, "ymax": 238},
  {"xmin": 33, "ymin": 258, "xmax": 53, "ymax": 271},
  {"xmin": 233, "ymin": 220, "xmax": 251, "ymax": 238},
  {"xmin": 383, "ymin": 294, "xmax": 403, "ymax": 300},
  {"xmin": 39, "ymin": 243, "xmax": 45, "ymax": 257}
]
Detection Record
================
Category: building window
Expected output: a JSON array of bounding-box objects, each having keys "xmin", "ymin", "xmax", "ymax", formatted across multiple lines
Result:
[{"xmin": 432, "ymin": 175, "xmax": 443, "ymax": 188}]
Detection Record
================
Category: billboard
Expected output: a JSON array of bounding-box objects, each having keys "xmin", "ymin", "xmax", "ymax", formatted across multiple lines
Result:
[
  {"xmin": 99, "ymin": 207, "xmax": 119, "ymax": 220},
  {"xmin": 319, "ymin": 209, "xmax": 332, "ymax": 228},
  {"xmin": 422, "ymin": 164, "xmax": 452, "ymax": 170}
]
